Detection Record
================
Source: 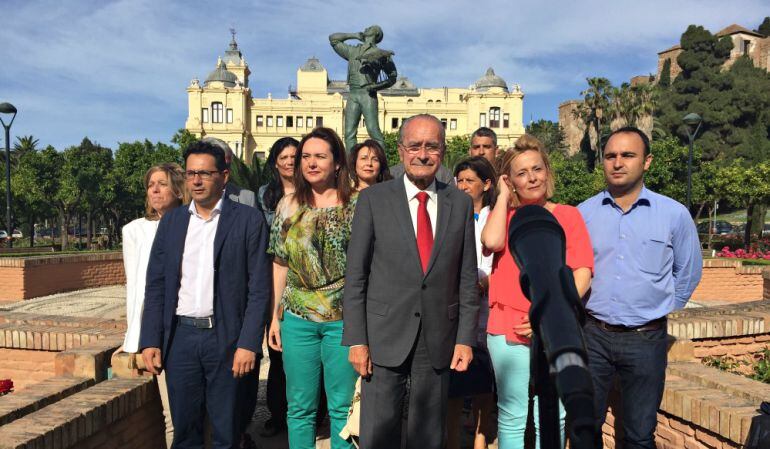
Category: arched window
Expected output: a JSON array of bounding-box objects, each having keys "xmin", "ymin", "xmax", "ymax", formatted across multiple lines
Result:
[
  {"xmin": 212, "ymin": 102, "xmax": 224, "ymax": 123},
  {"xmin": 489, "ymin": 107, "xmax": 501, "ymax": 128}
]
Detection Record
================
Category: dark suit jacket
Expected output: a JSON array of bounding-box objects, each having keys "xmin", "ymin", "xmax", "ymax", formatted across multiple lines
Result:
[
  {"xmin": 342, "ymin": 176, "xmax": 479, "ymax": 369},
  {"xmin": 226, "ymin": 183, "xmax": 258, "ymax": 209},
  {"xmin": 139, "ymin": 197, "xmax": 271, "ymax": 362}
]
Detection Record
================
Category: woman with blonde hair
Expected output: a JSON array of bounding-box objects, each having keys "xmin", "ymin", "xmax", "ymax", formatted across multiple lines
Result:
[
  {"xmin": 121, "ymin": 162, "xmax": 186, "ymax": 449},
  {"xmin": 481, "ymin": 135, "xmax": 594, "ymax": 449}
]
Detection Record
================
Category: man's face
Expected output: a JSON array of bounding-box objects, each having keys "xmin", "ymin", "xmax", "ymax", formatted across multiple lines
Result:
[
  {"xmin": 398, "ymin": 118, "xmax": 444, "ymax": 185},
  {"xmin": 469, "ymin": 136, "xmax": 498, "ymax": 164},
  {"xmin": 602, "ymin": 132, "xmax": 651, "ymax": 192},
  {"xmin": 185, "ymin": 153, "xmax": 228, "ymax": 208}
]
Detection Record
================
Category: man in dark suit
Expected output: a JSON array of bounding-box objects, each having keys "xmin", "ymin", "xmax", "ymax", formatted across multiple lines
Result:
[
  {"xmin": 343, "ymin": 114, "xmax": 479, "ymax": 449},
  {"xmin": 140, "ymin": 140, "xmax": 271, "ymax": 449}
]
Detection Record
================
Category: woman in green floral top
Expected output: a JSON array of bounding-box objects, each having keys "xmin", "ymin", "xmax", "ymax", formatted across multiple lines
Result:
[{"xmin": 267, "ymin": 127, "xmax": 357, "ymax": 449}]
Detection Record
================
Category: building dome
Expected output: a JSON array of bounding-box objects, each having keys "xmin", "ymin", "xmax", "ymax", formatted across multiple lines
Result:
[
  {"xmin": 300, "ymin": 56, "xmax": 325, "ymax": 72},
  {"xmin": 204, "ymin": 58, "xmax": 238, "ymax": 87},
  {"xmin": 473, "ymin": 67, "xmax": 508, "ymax": 92}
]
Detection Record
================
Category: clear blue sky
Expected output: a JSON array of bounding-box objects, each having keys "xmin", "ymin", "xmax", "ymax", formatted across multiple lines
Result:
[{"xmin": 1, "ymin": 0, "xmax": 767, "ymax": 150}]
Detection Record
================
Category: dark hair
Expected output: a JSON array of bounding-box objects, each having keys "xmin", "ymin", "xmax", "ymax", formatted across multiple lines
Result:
[
  {"xmin": 603, "ymin": 126, "xmax": 651, "ymax": 156},
  {"xmin": 453, "ymin": 156, "xmax": 497, "ymax": 208},
  {"xmin": 183, "ymin": 140, "xmax": 227, "ymax": 171},
  {"xmin": 471, "ymin": 127, "xmax": 498, "ymax": 147},
  {"xmin": 348, "ymin": 139, "xmax": 393, "ymax": 187},
  {"xmin": 262, "ymin": 137, "xmax": 299, "ymax": 211},
  {"xmin": 294, "ymin": 127, "xmax": 353, "ymax": 207}
]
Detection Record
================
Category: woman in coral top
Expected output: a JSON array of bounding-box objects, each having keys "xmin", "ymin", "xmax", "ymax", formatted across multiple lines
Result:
[{"xmin": 481, "ymin": 135, "xmax": 594, "ymax": 449}]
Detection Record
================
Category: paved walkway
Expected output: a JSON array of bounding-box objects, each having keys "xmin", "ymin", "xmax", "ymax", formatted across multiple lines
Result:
[{"xmin": 0, "ymin": 286, "xmax": 493, "ymax": 448}]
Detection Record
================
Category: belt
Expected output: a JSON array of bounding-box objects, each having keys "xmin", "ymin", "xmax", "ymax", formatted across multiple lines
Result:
[
  {"xmin": 587, "ymin": 314, "xmax": 666, "ymax": 332},
  {"xmin": 177, "ymin": 315, "xmax": 214, "ymax": 329}
]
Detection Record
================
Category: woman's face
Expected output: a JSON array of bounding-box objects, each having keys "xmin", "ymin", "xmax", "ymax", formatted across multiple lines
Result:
[
  {"xmin": 301, "ymin": 138, "xmax": 338, "ymax": 188},
  {"xmin": 147, "ymin": 170, "xmax": 180, "ymax": 216},
  {"xmin": 456, "ymin": 168, "xmax": 490, "ymax": 205},
  {"xmin": 355, "ymin": 146, "xmax": 382, "ymax": 188},
  {"xmin": 509, "ymin": 150, "xmax": 549, "ymax": 205},
  {"xmin": 276, "ymin": 145, "xmax": 297, "ymax": 180}
]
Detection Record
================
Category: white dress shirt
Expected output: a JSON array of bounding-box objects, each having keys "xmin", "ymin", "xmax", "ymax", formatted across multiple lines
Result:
[
  {"xmin": 176, "ymin": 198, "xmax": 223, "ymax": 318},
  {"xmin": 122, "ymin": 217, "xmax": 160, "ymax": 353},
  {"xmin": 403, "ymin": 175, "xmax": 437, "ymax": 238}
]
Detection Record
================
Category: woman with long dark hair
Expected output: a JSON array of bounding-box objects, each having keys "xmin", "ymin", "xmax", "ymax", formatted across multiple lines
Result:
[
  {"xmin": 267, "ymin": 127, "xmax": 358, "ymax": 449},
  {"xmin": 259, "ymin": 137, "xmax": 299, "ymax": 225},
  {"xmin": 348, "ymin": 139, "xmax": 392, "ymax": 191}
]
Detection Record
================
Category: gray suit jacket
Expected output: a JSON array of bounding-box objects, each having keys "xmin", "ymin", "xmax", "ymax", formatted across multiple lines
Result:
[
  {"xmin": 226, "ymin": 183, "xmax": 258, "ymax": 209},
  {"xmin": 342, "ymin": 176, "xmax": 479, "ymax": 369}
]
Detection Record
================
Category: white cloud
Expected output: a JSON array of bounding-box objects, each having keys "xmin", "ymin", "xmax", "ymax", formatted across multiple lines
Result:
[{"xmin": 0, "ymin": 0, "xmax": 767, "ymax": 148}]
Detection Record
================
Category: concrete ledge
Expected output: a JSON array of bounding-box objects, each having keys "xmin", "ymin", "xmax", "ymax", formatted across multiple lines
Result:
[
  {"xmin": 0, "ymin": 323, "xmax": 121, "ymax": 351},
  {"xmin": 0, "ymin": 377, "xmax": 93, "ymax": 426},
  {"xmin": 0, "ymin": 377, "xmax": 164, "ymax": 449},
  {"xmin": 0, "ymin": 312, "xmax": 125, "ymax": 332},
  {"xmin": 0, "ymin": 252, "xmax": 121, "ymax": 268},
  {"xmin": 55, "ymin": 337, "xmax": 122, "ymax": 381}
]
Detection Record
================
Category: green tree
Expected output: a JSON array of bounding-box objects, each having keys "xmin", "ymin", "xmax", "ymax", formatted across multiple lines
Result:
[
  {"xmin": 714, "ymin": 159, "xmax": 770, "ymax": 247},
  {"xmin": 12, "ymin": 147, "xmax": 58, "ymax": 246},
  {"xmin": 526, "ymin": 120, "xmax": 567, "ymax": 153},
  {"xmin": 757, "ymin": 17, "xmax": 770, "ymax": 36},
  {"xmin": 659, "ymin": 58, "xmax": 672, "ymax": 88},
  {"xmin": 382, "ymin": 131, "xmax": 399, "ymax": 167},
  {"xmin": 574, "ymin": 77, "xmax": 612, "ymax": 165},
  {"xmin": 64, "ymin": 138, "xmax": 113, "ymax": 247},
  {"xmin": 549, "ymin": 152, "xmax": 602, "ymax": 206},
  {"xmin": 444, "ymin": 135, "xmax": 471, "ymax": 172},
  {"xmin": 12, "ymin": 135, "xmax": 39, "ymax": 166},
  {"xmin": 171, "ymin": 128, "xmax": 199, "ymax": 153}
]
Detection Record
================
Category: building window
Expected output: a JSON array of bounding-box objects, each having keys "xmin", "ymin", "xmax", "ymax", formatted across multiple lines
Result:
[
  {"xmin": 436, "ymin": 100, "xmax": 441, "ymax": 103},
  {"xmin": 503, "ymin": 113, "xmax": 510, "ymax": 128},
  {"xmin": 297, "ymin": 116, "xmax": 303, "ymax": 128},
  {"xmin": 427, "ymin": 99, "xmax": 433, "ymax": 104},
  {"xmin": 234, "ymin": 142, "xmax": 241, "ymax": 158},
  {"xmin": 267, "ymin": 116, "xmax": 274, "ymax": 127},
  {"xmin": 256, "ymin": 115, "xmax": 263, "ymax": 127},
  {"xmin": 287, "ymin": 116, "xmax": 294, "ymax": 127},
  {"xmin": 212, "ymin": 102, "xmax": 223, "ymax": 123},
  {"xmin": 316, "ymin": 116, "xmax": 323, "ymax": 127},
  {"xmin": 479, "ymin": 113, "xmax": 487, "ymax": 127},
  {"xmin": 306, "ymin": 117, "xmax": 313, "ymax": 128},
  {"xmin": 226, "ymin": 108, "xmax": 233, "ymax": 124},
  {"xmin": 277, "ymin": 116, "xmax": 284, "ymax": 127},
  {"xmin": 201, "ymin": 108, "xmax": 209, "ymax": 123},
  {"xmin": 407, "ymin": 99, "xmax": 414, "ymax": 104},
  {"xmin": 450, "ymin": 118, "xmax": 457, "ymax": 130},
  {"xmin": 440, "ymin": 118, "xmax": 447, "ymax": 128},
  {"xmin": 391, "ymin": 117, "xmax": 399, "ymax": 129},
  {"xmin": 489, "ymin": 107, "xmax": 501, "ymax": 128},
  {"xmin": 743, "ymin": 39, "xmax": 751, "ymax": 55}
]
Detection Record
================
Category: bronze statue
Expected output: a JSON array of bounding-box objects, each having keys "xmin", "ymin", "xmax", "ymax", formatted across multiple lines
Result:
[{"xmin": 329, "ymin": 26, "xmax": 397, "ymax": 152}]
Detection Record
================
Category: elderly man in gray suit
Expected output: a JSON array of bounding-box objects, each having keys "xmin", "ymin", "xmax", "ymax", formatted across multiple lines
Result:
[{"xmin": 343, "ymin": 114, "xmax": 479, "ymax": 449}]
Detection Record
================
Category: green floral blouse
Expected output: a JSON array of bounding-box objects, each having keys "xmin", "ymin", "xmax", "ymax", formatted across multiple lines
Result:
[{"xmin": 268, "ymin": 194, "xmax": 358, "ymax": 322}]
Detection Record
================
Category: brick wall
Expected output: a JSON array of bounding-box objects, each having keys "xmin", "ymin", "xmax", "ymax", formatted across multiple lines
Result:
[
  {"xmin": 0, "ymin": 348, "xmax": 57, "ymax": 392},
  {"xmin": 763, "ymin": 269, "xmax": 770, "ymax": 300},
  {"xmin": 0, "ymin": 252, "xmax": 125, "ymax": 301},
  {"xmin": 691, "ymin": 260, "xmax": 765, "ymax": 303}
]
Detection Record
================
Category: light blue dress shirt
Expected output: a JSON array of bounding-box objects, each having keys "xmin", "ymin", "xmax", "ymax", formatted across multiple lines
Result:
[{"xmin": 577, "ymin": 186, "xmax": 702, "ymax": 326}]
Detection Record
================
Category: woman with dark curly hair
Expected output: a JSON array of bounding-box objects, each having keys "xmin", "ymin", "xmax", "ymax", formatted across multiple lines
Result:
[{"xmin": 348, "ymin": 139, "xmax": 392, "ymax": 191}]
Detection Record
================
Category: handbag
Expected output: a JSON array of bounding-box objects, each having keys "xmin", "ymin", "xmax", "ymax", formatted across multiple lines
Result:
[
  {"xmin": 746, "ymin": 401, "xmax": 770, "ymax": 449},
  {"xmin": 339, "ymin": 376, "xmax": 362, "ymax": 448}
]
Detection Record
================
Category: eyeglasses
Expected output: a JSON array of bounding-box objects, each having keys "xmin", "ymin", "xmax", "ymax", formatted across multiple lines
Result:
[
  {"xmin": 401, "ymin": 142, "xmax": 443, "ymax": 155},
  {"xmin": 185, "ymin": 170, "xmax": 221, "ymax": 180}
]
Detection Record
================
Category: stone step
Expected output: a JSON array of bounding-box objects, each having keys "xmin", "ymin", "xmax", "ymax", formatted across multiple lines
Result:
[
  {"xmin": 0, "ymin": 322, "xmax": 122, "ymax": 351},
  {"xmin": 0, "ymin": 376, "xmax": 94, "ymax": 426},
  {"xmin": 667, "ymin": 361, "xmax": 770, "ymax": 405}
]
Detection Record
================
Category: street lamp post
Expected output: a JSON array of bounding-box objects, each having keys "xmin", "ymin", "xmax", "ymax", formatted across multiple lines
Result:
[
  {"xmin": 683, "ymin": 112, "xmax": 703, "ymax": 215},
  {"xmin": 0, "ymin": 103, "xmax": 18, "ymax": 248}
]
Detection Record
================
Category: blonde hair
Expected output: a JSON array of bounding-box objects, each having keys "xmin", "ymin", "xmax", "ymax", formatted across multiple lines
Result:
[
  {"xmin": 498, "ymin": 134, "xmax": 555, "ymax": 207},
  {"xmin": 144, "ymin": 163, "xmax": 187, "ymax": 220}
]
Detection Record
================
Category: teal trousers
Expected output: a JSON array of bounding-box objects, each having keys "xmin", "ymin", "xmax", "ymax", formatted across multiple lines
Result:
[
  {"xmin": 281, "ymin": 312, "xmax": 357, "ymax": 449},
  {"xmin": 487, "ymin": 334, "xmax": 565, "ymax": 449}
]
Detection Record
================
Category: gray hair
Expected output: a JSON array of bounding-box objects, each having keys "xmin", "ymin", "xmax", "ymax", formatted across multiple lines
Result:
[
  {"xmin": 397, "ymin": 114, "xmax": 446, "ymax": 148},
  {"xmin": 200, "ymin": 136, "xmax": 233, "ymax": 166}
]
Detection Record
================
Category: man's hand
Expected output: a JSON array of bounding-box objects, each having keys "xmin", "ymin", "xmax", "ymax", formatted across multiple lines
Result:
[
  {"xmin": 141, "ymin": 347, "xmax": 163, "ymax": 375},
  {"xmin": 450, "ymin": 344, "xmax": 473, "ymax": 372},
  {"xmin": 268, "ymin": 319, "xmax": 282, "ymax": 352},
  {"xmin": 232, "ymin": 348, "xmax": 257, "ymax": 378},
  {"xmin": 349, "ymin": 345, "xmax": 373, "ymax": 378}
]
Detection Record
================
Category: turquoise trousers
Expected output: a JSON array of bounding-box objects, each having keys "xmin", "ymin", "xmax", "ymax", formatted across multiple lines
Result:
[
  {"xmin": 487, "ymin": 334, "xmax": 565, "ymax": 449},
  {"xmin": 281, "ymin": 312, "xmax": 357, "ymax": 449}
]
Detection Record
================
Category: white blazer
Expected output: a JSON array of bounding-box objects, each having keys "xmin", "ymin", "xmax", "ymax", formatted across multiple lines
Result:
[
  {"xmin": 122, "ymin": 217, "xmax": 160, "ymax": 353},
  {"xmin": 475, "ymin": 206, "xmax": 493, "ymax": 345}
]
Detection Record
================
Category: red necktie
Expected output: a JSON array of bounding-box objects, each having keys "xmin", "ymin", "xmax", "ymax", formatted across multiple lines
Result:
[{"xmin": 416, "ymin": 191, "xmax": 434, "ymax": 273}]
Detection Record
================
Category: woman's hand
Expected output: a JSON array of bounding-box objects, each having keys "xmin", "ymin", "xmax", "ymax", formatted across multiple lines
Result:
[
  {"xmin": 497, "ymin": 174, "xmax": 513, "ymax": 201},
  {"xmin": 513, "ymin": 315, "xmax": 533, "ymax": 339},
  {"xmin": 268, "ymin": 318, "xmax": 282, "ymax": 352}
]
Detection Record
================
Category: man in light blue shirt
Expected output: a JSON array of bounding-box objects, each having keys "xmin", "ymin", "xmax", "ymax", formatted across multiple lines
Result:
[{"xmin": 578, "ymin": 126, "xmax": 702, "ymax": 449}]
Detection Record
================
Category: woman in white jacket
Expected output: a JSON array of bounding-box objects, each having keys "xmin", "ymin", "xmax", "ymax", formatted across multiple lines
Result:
[{"xmin": 121, "ymin": 162, "xmax": 186, "ymax": 449}]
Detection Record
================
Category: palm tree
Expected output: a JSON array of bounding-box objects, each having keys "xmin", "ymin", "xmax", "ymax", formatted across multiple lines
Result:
[
  {"xmin": 574, "ymin": 77, "xmax": 612, "ymax": 162},
  {"xmin": 12, "ymin": 135, "xmax": 39, "ymax": 165}
]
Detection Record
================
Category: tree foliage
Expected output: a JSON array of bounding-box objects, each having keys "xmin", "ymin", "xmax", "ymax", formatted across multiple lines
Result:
[
  {"xmin": 659, "ymin": 59, "xmax": 672, "ymax": 88},
  {"xmin": 757, "ymin": 17, "xmax": 770, "ymax": 36},
  {"xmin": 526, "ymin": 120, "xmax": 567, "ymax": 153}
]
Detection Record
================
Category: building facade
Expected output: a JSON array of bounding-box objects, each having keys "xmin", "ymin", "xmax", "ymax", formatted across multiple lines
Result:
[{"xmin": 185, "ymin": 37, "xmax": 525, "ymax": 160}]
